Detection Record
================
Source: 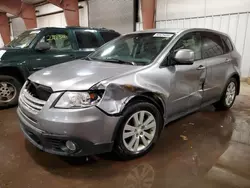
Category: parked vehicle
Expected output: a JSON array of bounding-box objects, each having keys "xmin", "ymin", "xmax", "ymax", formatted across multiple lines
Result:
[
  {"xmin": 0, "ymin": 27, "xmax": 120, "ymax": 107},
  {"xmin": 17, "ymin": 28, "xmax": 241, "ymax": 160}
]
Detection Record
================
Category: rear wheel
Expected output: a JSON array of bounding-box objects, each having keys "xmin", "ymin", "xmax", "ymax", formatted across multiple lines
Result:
[
  {"xmin": 0, "ymin": 75, "xmax": 22, "ymax": 108},
  {"xmin": 113, "ymin": 102, "xmax": 162, "ymax": 160},
  {"xmin": 214, "ymin": 77, "xmax": 237, "ymax": 110}
]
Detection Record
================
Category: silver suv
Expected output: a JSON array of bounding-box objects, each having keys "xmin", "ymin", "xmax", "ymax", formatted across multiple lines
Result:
[{"xmin": 17, "ymin": 28, "xmax": 241, "ymax": 160}]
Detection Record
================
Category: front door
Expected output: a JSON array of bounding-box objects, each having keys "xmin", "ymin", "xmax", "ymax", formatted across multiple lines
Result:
[
  {"xmin": 168, "ymin": 32, "xmax": 206, "ymax": 118},
  {"xmin": 27, "ymin": 29, "xmax": 76, "ymax": 74}
]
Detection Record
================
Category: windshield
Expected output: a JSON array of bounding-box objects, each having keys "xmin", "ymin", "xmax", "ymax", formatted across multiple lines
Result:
[
  {"xmin": 6, "ymin": 30, "xmax": 40, "ymax": 48},
  {"xmin": 89, "ymin": 32, "xmax": 175, "ymax": 66}
]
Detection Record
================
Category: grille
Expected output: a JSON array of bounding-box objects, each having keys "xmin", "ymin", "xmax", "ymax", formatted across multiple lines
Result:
[
  {"xmin": 20, "ymin": 81, "xmax": 53, "ymax": 112},
  {"xmin": 25, "ymin": 80, "xmax": 53, "ymax": 101},
  {"xmin": 20, "ymin": 89, "xmax": 46, "ymax": 112},
  {"xmin": 45, "ymin": 137, "xmax": 65, "ymax": 151},
  {"xmin": 19, "ymin": 107, "xmax": 37, "ymax": 124},
  {"xmin": 22, "ymin": 125, "xmax": 67, "ymax": 154},
  {"xmin": 24, "ymin": 127, "xmax": 42, "ymax": 146}
]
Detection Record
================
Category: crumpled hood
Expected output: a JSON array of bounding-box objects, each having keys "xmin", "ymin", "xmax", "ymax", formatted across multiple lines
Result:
[{"xmin": 28, "ymin": 59, "xmax": 142, "ymax": 91}]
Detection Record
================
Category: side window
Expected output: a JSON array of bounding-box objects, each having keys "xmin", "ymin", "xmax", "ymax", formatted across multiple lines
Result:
[
  {"xmin": 100, "ymin": 31, "xmax": 120, "ymax": 43},
  {"xmin": 221, "ymin": 35, "xmax": 233, "ymax": 53},
  {"xmin": 172, "ymin": 32, "xmax": 202, "ymax": 61},
  {"xmin": 38, "ymin": 32, "xmax": 72, "ymax": 50},
  {"xmin": 75, "ymin": 31, "xmax": 100, "ymax": 49},
  {"xmin": 201, "ymin": 32, "xmax": 224, "ymax": 58}
]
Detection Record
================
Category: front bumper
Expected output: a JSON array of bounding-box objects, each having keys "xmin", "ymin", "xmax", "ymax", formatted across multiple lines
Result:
[
  {"xmin": 17, "ymin": 92, "xmax": 120, "ymax": 156},
  {"xmin": 19, "ymin": 114, "xmax": 113, "ymax": 156}
]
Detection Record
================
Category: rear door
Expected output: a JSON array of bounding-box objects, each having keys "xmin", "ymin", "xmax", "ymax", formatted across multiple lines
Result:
[
  {"xmin": 73, "ymin": 29, "xmax": 103, "ymax": 59},
  {"xmin": 27, "ymin": 28, "xmax": 76, "ymax": 73},
  {"xmin": 200, "ymin": 32, "xmax": 231, "ymax": 105}
]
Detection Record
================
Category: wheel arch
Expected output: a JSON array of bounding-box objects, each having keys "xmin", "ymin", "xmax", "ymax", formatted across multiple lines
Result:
[
  {"xmin": 111, "ymin": 92, "xmax": 165, "ymax": 142},
  {"xmin": 225, "ymin": 73, "xmax": 240, "ymax": 95},
  {"xmin": 124, "ymin": 92, "xmax": 165, "ymax": 116},
  {"xmin": 0, "ymin": 66, "xmax": 26, "ymax": 84},
  {"xmin": 230, "ymin": 73, "xmax": 240, "ymax": 95}
]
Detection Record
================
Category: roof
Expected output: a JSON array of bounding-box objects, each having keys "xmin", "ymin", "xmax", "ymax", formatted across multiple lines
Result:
[
  {"xmin": 27, "ymin": 26, "xmax": 119, "ymax": 33},
  {"xmin": 133, "ymin": 28, "xmax": 229, "ymax": 37},
  {"xmin": 66, "ymin": 26, "xmax": 118, "ymax": 32},
  {"xmin": 137, "ymin": 28, "xmax": 185, "ymax": 34}
]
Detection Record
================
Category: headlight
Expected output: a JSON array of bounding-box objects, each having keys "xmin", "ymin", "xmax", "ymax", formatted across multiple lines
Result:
[{"xmin": 55, "ymin": 91, "xmax": 103, "ymax": 108}]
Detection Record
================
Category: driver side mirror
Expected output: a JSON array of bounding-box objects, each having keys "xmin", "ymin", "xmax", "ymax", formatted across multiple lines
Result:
[
  {"xmin": 174, "ymin": 49, "xmax": 194, "ymax": 65},
  {"xmin": 35, "ymin": 42, "xmax": 51, "ymax": 52}
]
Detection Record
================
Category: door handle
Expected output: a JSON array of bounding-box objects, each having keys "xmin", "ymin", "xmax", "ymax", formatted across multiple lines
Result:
[{"xmin": 196, "ymin": 65, "xmax": 206, "ymax": 70}]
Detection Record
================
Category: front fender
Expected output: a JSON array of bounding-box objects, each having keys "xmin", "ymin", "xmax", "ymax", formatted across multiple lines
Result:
[
  {"xmin": 0, "ymin": 60, "xmax": 30, "ymax": 79},
  {"xmin": 96, "ymin": 83, "xmax": 168, "ymax": 118}
]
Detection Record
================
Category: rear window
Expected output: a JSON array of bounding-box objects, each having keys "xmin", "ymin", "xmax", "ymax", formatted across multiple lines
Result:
[{"xmin": 100, "ymin": 31, "xmax": 120, "ymax": 43}]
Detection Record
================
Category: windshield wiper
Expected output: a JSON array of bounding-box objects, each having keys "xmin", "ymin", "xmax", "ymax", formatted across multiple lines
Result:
[
  {"xmin": 83, "ymin": 56, "xmax": 101, "ymax": 61},
  {"xmin": 102, "ymin": 57, "xmax": 137, "ymax": 66},
  {"xmin": 83, "ymin": 56, "xmax": 92, "ymax": 61}
]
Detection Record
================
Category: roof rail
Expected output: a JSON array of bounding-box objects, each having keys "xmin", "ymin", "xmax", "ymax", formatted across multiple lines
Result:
[{"xmin": 66, "ymin": 26, "xmax": 117, "ymax": 32}]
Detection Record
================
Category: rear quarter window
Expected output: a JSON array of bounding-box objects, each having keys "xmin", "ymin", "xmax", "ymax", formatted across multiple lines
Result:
[
  {"xmin": 201, "ymin": 32, "xmax": 224, "ymax": 59},
  {"xmin": 75, "ymin": 31, "xmax": 100, "ymax": 49},
  {"xmin": 221, "ymin": 35, "xmax": 234, "ymax": 53},
  {"xmin": 100, "ymin": 31, "xmax": 120, "ymax": 43}
]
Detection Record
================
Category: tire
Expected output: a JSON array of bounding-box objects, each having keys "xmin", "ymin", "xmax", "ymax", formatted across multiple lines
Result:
[
  {"xmin": 214, "ymin": 77, "xmax": 237, "ymax": 110},
  {"xmin": 0, "ymin": 75, "xmax": 22, "ymax": 108},
  {"xmin": 113, "ymin": 101, "xmax": 163, "ymax": 160}
]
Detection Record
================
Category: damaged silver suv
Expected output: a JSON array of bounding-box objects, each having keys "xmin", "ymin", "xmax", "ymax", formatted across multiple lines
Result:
[{"xmin": 18, "ymin": 28, "xmax": 241, "ymax": 160}]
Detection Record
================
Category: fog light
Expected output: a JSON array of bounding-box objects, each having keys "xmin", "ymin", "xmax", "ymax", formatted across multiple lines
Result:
[{"xmin": 66, "ymin": 140, "xmax": 76, "ymax": 151}]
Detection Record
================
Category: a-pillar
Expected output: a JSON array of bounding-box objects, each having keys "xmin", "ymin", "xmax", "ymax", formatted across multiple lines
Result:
[
  {"xmin": 0, "ymin": 13, "xmax": 10, "ymax": 44},
  {"xmin": 141, "ymin": 0, "xmax": 156, "ymax": 30},
  {"xmin": 48, "ymin": 0, "xmax": 79, "ymax": 26}
]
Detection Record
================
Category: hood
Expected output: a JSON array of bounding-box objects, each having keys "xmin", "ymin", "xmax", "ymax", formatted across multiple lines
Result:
[{"xmin": 29, "ymin": 59, "xmax": 142, "ymax": 91}]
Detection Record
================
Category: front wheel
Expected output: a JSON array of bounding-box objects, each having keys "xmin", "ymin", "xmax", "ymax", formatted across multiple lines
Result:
[
  {"xmin": 113, "ymin": 102, "xmax": 162, "ymax": 160},
  {"xmin": 0, "ymin": 75, "xmax": 22, "ymax": 108},
  {"xmin": 214, "ymin": 77, "xmax": 237, "ymax": 110}
]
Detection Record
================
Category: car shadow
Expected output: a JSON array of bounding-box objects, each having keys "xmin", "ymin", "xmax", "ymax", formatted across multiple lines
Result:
[
  {"xmin": 24, "ymin": 140, "xmax": 126, "ymax": 180},
  {"xmin": 24, "ymin": 104, "xmax": 234, "ymax": 181}
]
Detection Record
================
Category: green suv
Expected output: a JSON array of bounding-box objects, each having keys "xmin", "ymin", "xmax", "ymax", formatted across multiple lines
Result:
[{"xmin": 0, "ymin": 27, "xmax": 120, "ymax": 107}]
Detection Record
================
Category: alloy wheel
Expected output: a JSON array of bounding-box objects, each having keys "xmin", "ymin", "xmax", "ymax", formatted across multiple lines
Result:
[
  {"xmin": 122, "ymin": 111, "xmax": 156, "ymax": 152},
  {"xmin": 0, "ymin": 82, "xmax": 16, "ymax": 103},
  {"xmin": 225, "ymin": 82, "xmax": 236, "ymax": 106}
]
